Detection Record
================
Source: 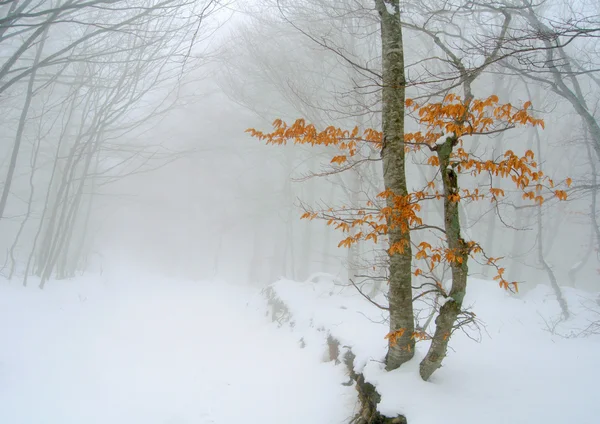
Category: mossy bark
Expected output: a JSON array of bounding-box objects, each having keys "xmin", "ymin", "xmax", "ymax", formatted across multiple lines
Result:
[
  {"xmin": 419, "ymin": 139, "xmax": 469, "ymax": 381},
  {"xmin": 374, "ymin": 0, "xmax": 415, "ymax": 372}
]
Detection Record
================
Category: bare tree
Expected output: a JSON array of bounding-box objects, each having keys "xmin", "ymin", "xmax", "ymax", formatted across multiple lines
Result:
[{"xmin": 0, "ymin": 0, "xmax": 223, "ymax": 284}]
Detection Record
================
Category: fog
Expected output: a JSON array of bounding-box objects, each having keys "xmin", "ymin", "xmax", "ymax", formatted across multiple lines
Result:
[
  {"xmin": 1, "ymin": 0, "xmax": 599, "ymax": 423},
  {"xmin": 2, "ymin": 0, "xmax": 596, "ymax": 291}
]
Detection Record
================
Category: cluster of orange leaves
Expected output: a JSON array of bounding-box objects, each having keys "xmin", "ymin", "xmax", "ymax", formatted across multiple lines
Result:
[
  {"xmin": 384, "ymin": 329, "xmax": 430, "ymax": 348},
  {"xmin": 403, "ymin": 93, "xmax": 544, "ymax": 146},
  {"xmin": 247, "ymin": 94, "xmax": 570, "ymax": 295}
]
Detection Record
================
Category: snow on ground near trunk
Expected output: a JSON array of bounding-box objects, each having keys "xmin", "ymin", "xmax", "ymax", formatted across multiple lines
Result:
[
  {"xmin": 0, "ymin": 273, "xmax": 354, "ymax": 424},
  {"xmin": 271, "ymin": 276, "xmax": 600, "ymax": 424}
]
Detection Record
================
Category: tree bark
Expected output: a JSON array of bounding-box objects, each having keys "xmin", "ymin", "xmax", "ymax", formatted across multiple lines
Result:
[
  {"xmin": 375, "ymin": 0, "xmax": 415, "ymax": 371},
  {"xmin": 420, "ymin": 139, "xmax": 469, "ymax": 381}
]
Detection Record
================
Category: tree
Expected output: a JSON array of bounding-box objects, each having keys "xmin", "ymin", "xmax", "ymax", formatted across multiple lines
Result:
[
  {"xmin": 373, "ymin": 0, "xmax": 415, "ymax": 371},
  {"xmin": 216, "ymin": 0, "xmax": 386, "ymax": 284},
  {"xmin": 498, "ymin": 1, "xmax": 600, "ymax": 278},
  {"xmin": 248, "ymin": 90, "xmax": 569, "ymax": 382},
  {"xmin": 0, "ymin": 0, "xmax": 222, "ymax": 284},
  {"xmin": 246, "ymin": 1, "xmax": 567, "ymax": 390},
  {"xmin": 413, "ymin": 0, "xmax": 600, "ymax": 285}
]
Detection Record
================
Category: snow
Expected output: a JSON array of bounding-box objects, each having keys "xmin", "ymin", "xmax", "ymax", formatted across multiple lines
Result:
[
  {"xmin": 268, "ymin": 275, "xmax": 600, "ymax": 424},
  {"xmin": 2, "ymin": 271, "xmax": 599, "ymax": 424},
  {"xmin": 269, "ymin": 276, "xmax": 389, "ymax": 372},
  {"xmin": 384, "ymin": 2, "xmax": 397, "ymax": 15},
  {"xmin": 0, "ymin": 273, "xmax": 353, "ymax": 424},
  {"xmin": 435, "ymin": 132, "xmax": 454, "ymax": 146}
]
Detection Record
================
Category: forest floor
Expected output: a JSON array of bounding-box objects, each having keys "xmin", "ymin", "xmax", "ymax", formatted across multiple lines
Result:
[
  {"xmin": 0, "ymin": 272, "xmax": 354, "ymax": 424},
  {"xmin": 1, "ymin": 271, "xmax": 599, "ymax": 424}
]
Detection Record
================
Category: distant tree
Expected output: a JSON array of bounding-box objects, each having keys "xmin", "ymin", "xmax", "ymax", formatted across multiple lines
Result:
[
  {"xmin": 0, "ymin": 0, "xmax": 222, "ymax": 284},
  {"xmin": 217, "ymin": 0, "xmax": 386, "ymax": 283}
]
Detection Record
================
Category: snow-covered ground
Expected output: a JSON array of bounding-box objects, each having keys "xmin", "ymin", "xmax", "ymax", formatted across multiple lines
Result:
[
  {"xmin": 0, "ymin": 272, "xmax": 354, "ymax": 424},
  {"xmin": 2, "ymin": 271, "xmax": 599, "ymax": 424},
  {"xmin": 269, "ymin": 276, "xmax": 600, "ymax": 424}
]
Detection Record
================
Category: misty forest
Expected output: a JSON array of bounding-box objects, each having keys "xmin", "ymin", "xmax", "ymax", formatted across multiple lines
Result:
[{"xmin": 1, "ymin": 0, "xmax": 599, "ymax": 423}]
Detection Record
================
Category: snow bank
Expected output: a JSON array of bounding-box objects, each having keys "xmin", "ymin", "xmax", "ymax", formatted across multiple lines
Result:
[
  {"xmin": 266, "ymin": 275, "xmax": 389, "ymax": 371},
  {"xmin": 266, "ymin": 274, "xmax": 600, "ymax": 424}
]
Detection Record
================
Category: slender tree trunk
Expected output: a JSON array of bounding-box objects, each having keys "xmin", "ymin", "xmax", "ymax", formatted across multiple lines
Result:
[
  {"xmin": 9, "ymin": 111, "xmax": 44, "ymax": 280},
  {"xmin": 0, "ymin": 21, "xmax": 49, "ymax": 221},
  {"xmin": 532, "ymin": 127, "xmax": 570, "ymax": 319},
  {"xmin": 40, "ymin": 137, "xmax": 99, "ymax": 287},
  {"xmin": 7, "ymin": 25, "xmax": 49, "ymax": 277},
  {"xmin": 481, "ymin": 145, "xmax": 498, "ymax": 279},
  {"xmin": 507, "ymin": 126, "xmax": 536, "ymax": 284},
  {"xmin": 584, "ymin": 130, "xmax": 600, "ymax": 257},
  {"xmin": 56, "ymin": 142, "xmax": 102, "ymax": 279},
  {"xmin": 375, "ymin": 0, "xmax": 415, "ymax": 371},
  {"xmin": 420, "ymin": 138, "xmax": 469, "ymax": 381},
  {"xmin": 35, "ymin": 140, "xmax": 81, "ymax": 276},
  {"xmin": 23, "ymin": 79, "xmax": 81, "ymax": 286},
  {"xmin": 535, "ymin": 201, "xmax": 569, "ymax": 319},
  {"xmin": 65, "ymin": 153, "xmax": 100, "ymax": 278},
  {"xmin": 283, "ymin": 177, "xmax": 297, "ymax": 280},
  {"xmin": 34, "ymin": 105, "xmax": 89, "ymax": 275},
  {"xmin": 343, "ymin": 170, "xmax": 361, "ymax": 282}
]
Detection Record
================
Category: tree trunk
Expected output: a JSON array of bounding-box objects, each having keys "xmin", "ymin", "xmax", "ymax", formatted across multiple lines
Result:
[
  {"xmin": 346, "ymin": 170, "xmax": 361, "ymax": 282},
  {"xmin": 375, "ymin": 0, "xmax": 415, "ymax": 371},
  {"xmin": 7, "ymin": 23, "xmax": 49, "ymax": 277},
  {"xmin": 420, "ymin": 139, "xmax": 469, "ymax": 381},
  {"xmin": 532, "ymin": 127, "xmax": 570, "ymax": 319},
  {"xmin": 23, "ymin": 77, "xmax": 82, "ymax": 286},
  {"xmin": 584, "ymin": 130, "xmax": 600, "ymax": 262},
  {"xmin": 40, "ymin": 137, "xmax": 99, "ymax": 287},
  {"xmin": 0, "ymin": 20, "xmax": 48, "ymax": 221}
]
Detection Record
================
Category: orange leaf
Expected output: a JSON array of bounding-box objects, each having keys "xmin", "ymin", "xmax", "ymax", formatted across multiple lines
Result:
[{"xmin": 330, "ymin": 155, "xmax": 347, "ymax": 165}]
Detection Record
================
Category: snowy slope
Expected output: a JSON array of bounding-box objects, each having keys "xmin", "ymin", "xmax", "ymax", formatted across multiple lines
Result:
[
  {"xmin": 0, "ymin": 273, "xmax": 354, "ymax": 424},
  {"xmin": 268, "ymin": 275, "xmax": 600, "ymax": 424}
]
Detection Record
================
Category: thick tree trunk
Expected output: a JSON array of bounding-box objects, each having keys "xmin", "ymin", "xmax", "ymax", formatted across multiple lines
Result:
[
  {"xmin": 420, "ymin": 139, "xmax": 469, "ymax": 381},
  {"xmin": 375, "ymin": 0, "xmax": 415, "ymax": 371}
]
